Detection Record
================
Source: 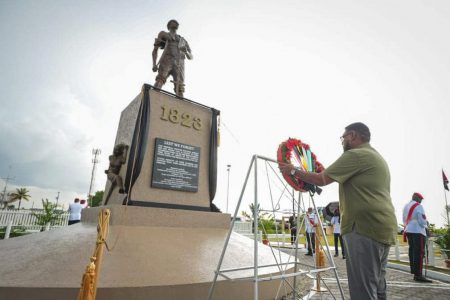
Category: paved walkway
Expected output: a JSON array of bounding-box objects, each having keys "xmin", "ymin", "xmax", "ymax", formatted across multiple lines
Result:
[{"xmin": 277, "ymin": 246, "xmax": 450, "ymax": 300}]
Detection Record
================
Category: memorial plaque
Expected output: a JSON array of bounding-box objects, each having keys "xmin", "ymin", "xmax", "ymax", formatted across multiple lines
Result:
[{"xmin": 151, "ymin": 138, "xmax": 200, "ymax": 192}]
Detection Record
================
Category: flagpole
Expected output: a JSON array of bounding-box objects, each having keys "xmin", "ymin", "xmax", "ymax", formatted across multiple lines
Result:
[
  {"xmin": 443, "ymin": 169, "xmax": 450, "ymax": 227},
  {"xmin": 444, "ymin": 188, "xmax": 449, "ymax": 227}
]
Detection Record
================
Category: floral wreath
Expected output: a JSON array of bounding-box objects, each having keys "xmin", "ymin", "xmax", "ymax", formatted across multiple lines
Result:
[{"xmin": 277, "ymin": 138, "xmax": 324, "ymax": 192}]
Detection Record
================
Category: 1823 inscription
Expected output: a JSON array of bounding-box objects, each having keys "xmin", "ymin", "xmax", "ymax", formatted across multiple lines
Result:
[
  {"xmin": 160, "ymin": 105, "xmax": 202, "ymax": 130},
  {"xmin": 151, "ymin": 138, "xmax": 200, "ymax": 192}
]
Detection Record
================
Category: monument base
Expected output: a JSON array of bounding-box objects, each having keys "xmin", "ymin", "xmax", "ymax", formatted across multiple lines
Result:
[{"xmin": 0, "ymin": 206, "xmax": 298, "ymax": 300}]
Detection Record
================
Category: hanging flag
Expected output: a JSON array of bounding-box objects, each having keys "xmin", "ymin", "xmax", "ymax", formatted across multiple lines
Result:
[{"xmin": 443, "ymin": 169, "xmax": 449, "ymax": 191}]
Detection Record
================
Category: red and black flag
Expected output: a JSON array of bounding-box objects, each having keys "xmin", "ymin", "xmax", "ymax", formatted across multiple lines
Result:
[{"xmin": 443, "ymin": 169, "xmax": 449, "ymax": 191}]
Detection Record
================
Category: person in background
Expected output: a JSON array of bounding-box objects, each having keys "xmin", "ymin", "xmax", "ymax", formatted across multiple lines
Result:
[
  {"xmin": 305, "ymin": 207, "xmax": 318, "ymax": 256},
  {"xmin": 289, "ymin": 215, "xmax": 297, "ymax": 245},
  {"xmin": 402, "ymin": 192, "xmax": 432, "ymax": 283},
  {"xmin": 68, "ymin": 198, "xmax": 83, "ymax": 225},
  {"xmin": 331, "ymin": 208, "xmax": 345, "ymax": 258}
]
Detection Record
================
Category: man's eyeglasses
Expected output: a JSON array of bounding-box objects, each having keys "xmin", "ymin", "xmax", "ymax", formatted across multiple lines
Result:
[{"xmin": 340, "ymin": 132, "xmax": 352, "ymax": 143}]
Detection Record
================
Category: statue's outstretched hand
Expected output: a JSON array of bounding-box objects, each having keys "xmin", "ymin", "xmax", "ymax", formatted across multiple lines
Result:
[{"xmin": 152, "ymin": 65, "xmax": 158, "ymax": 72}]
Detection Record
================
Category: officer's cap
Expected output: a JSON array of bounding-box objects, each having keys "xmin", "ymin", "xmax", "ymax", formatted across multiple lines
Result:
[{"xmin": 412, "ymin": 192, "xmax": 424, "ymax": 200}]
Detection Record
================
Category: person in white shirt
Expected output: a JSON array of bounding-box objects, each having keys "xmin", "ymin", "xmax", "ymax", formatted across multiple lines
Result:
[
  {"xmin": 331, "ymin": 208, "xmax": 345, "ymax": 259},
  {"xmin": 68, "ymin": 198, "xmax": 84, "ymax": 225},
  {"xmin": 402, "ymin": 192, "xmax": 432, "ymax": 283},
  {"xmin": 304, "ymin": 207, "xmax": 319, "ymax": 256}
]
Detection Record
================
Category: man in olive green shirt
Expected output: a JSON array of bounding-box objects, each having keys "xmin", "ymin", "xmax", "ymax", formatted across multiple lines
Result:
[{"xmin": 281, "ymin": 122, "xmax": 397, "ymax": 300}]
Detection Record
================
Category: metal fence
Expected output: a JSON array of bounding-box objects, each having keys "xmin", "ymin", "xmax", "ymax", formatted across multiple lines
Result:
[
  {"xmin": 232, "ymin": 221, "xmax": 252, "ymax": 234},
  {"xmin": 0, "ymin": 209, "xmax": 69, "ymax": 232}
]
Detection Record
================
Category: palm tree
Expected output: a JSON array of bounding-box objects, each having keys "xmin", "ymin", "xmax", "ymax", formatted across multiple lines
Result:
[{"xmin": 9, "ymin": 188, "xmax": 31, "ymax": 209}]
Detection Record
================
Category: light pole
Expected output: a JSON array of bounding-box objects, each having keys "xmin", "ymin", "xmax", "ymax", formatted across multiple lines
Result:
[
  {"xmin": 226, "ymin": 164, "xmax": 231, "ymax": 213},
  {"xmin": 0, "ymin": 166, "xmax": 15, "ymax": 208},
  {"xmin": 1, "ymin": 166, "xmax": 15, "ymax": 209},
  {"xmin": 55, "ymin": 191, "xmax": 60, "ymax": 207},
  {"xmin": 88, "ymin": 148, "xmax": 101, "ymax": 207}
]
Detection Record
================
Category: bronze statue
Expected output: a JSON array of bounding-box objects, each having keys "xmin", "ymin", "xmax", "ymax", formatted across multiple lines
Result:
[
  {"xmin": 104, "ymin": 143, "xmax": 128, "ymax": 205},
  {"xmin": 152, "ymin": 19, "xmax": 193, "ymax": 98}
]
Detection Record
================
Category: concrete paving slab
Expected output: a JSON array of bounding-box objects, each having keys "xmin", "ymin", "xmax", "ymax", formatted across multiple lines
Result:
[{"xmin": 277, "ymin": 246, "xmax": 450, "ymax": 300}]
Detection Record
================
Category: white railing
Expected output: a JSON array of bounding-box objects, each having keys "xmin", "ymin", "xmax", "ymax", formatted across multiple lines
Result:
[
  {"xmin": 0, "ymin": 209, "xmax": 69, "ymax": 232},
  {"xmin": 232, "ymin": 221, "xmax": 262, "ymax": 242},
  {"xmin": 232, "ymin": 221, "xmax": 252, "ymax": 234},
  {"xmin": 232, "ymin": 222, "xmax": 306, "ymax": 246}
]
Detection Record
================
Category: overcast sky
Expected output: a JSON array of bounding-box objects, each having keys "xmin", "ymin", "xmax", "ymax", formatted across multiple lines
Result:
[{"xmin": 1, "ymin": 0, "xmax": 449, "ymax": 226}]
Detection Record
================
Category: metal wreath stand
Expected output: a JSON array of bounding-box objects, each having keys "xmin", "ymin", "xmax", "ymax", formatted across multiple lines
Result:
[{"xmin": 208, "ymin": 155, "xmax": 345, "ymax": 300}]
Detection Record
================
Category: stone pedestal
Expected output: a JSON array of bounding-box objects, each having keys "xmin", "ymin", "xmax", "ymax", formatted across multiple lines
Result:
[
  {"xmin": 0, "ymin": 86, "xmax": 297, "ymax": 299},
  {"xmin": 0, "ymin": 206, "xmax": 297, "ymax": 300},
  {"xmin": 104, "ymin": 85, "xmax": 219, "ymax": 211}
]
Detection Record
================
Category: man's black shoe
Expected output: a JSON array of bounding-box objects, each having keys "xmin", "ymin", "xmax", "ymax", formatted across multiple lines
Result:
[
  {"xmin": 334, "ymin": 254, "xmax": 339, "ymax": 257},
  {"xmin": 414, "ymin": 275, "xmax": 432, "ymax": 283},
  {"xmin": 305, "ymin": 252, "xmax": 313, "ymax": 256}
]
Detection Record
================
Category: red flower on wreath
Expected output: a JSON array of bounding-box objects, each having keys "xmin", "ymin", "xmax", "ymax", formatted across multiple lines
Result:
[{"xmin": 277, "ymin": 138, "xmax": 324, "ymax": 192}]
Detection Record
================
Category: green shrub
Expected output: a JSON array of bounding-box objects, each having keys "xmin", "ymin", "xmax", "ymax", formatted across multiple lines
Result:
[
  {"xmin": 0, "ymin": 226, "xmax": 30, "ymax": 239},
  {"xmin": 434, "ymin": 227, "xmax": 450, "ymax": 259}
]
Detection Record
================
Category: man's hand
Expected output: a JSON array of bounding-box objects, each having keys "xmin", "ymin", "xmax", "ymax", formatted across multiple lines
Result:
[
  {"xmin": 152, "ymin": 65, "xmax": 158, "ymax": 72},
  {"xmin": 280, "ymin": 162, "xmax": 333, "ymax": 187},
  {"xmin": 279, "ymin": 163, "xmax": 296, "ymax": 175}
]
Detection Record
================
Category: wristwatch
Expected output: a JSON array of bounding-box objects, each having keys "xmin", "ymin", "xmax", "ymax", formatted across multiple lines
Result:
[{"xmin": 290, "ymin": 169, "xmax": 296, "ymax": 176}]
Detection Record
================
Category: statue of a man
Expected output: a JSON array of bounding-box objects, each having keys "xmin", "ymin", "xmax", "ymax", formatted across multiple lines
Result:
[{"xmin": 152, "ymin": 19, "xmax": 193, "ymax": 98}]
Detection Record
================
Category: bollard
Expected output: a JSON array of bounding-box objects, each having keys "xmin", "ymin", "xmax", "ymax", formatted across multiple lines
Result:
[
  {"xmin": 427, "ymin": 239, "xmax": 435, "ymax": 266},
  {"xmin": 4, "ymin": 220, "xmax": 12, "ymax": 239},
  {"xmin": 313, "ymin": 225, "xmax": 326, "ymax": 291},
  {"xmin": 45, "ymin": 223, "xmax": 50, "ymax": 231}
]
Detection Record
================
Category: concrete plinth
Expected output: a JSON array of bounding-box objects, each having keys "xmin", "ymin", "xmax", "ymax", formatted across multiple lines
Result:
[
  {"xmin": 0, "ymin": 206, "xmax": 295, "ymax": 299},
  {"xmin": 104, "ymin": 85, "xmax": 219, "ymax": 211}
]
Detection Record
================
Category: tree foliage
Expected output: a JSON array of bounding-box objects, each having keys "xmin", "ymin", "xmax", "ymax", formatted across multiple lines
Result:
[
  {"xmin": 241, "ymin": 204, "xmax": 277, "ymax": 236},
  {"xmin": 435, "ymin": 227, "xmax": 450, "ymax": 252},
  {"xmin": 7, "ymin": 187, "xmax": 31, "ymax": 209},
  {"xmin": 90, "ymin": 190, "xmax": 104, "ymax": 207},
  {"xmin": 32, "ymin": 199, "xmax": 63, "ymax": 230}
]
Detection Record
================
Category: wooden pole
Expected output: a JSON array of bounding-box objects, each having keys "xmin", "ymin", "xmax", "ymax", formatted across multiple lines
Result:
[
  {"xmin": 315, "ymin": 224, "xmax": 321, "ymax": 290},
  {"xmin": 78, "ymin": 208, "xmax": 111, "ymax": 300},
  {"xmin": 92, "ymin": 209, "xmax": 110, "ymax": 299}
]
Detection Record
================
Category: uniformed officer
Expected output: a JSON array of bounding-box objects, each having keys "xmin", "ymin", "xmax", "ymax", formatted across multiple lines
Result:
[{"xmin": 402, "ymin": 192, "xmax": 432, "ymax": 283}]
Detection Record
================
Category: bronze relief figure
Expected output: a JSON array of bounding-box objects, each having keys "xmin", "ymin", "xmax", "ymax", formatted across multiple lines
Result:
[{"xmin": 104, "ymin": 143, "xmax": 128, "ymax": 205}]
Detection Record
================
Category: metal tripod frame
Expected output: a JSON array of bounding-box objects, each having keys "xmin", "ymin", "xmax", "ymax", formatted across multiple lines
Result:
[{"xmin": 208, "ymin": 155, "xmax": 345, "ymax": 300}]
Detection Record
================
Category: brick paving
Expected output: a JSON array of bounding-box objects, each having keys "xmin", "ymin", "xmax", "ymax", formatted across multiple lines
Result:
[{"xmin": 277, "ymin": 246, "xmax": 450, "ymax": 300}]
